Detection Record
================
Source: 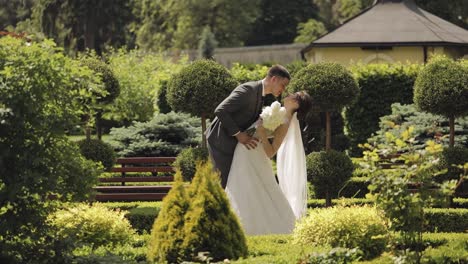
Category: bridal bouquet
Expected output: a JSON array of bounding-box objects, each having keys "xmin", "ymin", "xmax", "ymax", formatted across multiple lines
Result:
[{"xmin": 247, "ymin": 101, "xmax": 287, "ymax": 136}]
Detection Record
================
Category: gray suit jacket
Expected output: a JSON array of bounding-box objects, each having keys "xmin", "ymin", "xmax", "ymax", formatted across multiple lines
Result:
[{"xmin": 206, "ymin": 80, "xmax": 263, "ymax": 188}]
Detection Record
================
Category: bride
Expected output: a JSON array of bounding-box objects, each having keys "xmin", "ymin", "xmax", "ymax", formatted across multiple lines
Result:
[{"xmin": 225, "ymin": 91, "xmax": 312, "ymax": 235}]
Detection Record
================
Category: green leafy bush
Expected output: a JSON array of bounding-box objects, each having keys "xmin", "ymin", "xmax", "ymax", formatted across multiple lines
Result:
[
  {"xmin": 167, "ymin": 59, "xmax": 236, "ymax": 119},
  {"xmin": 105, "ymin": 48, "xmax": 188, "ymax": 126},
  {"xmin": 293, "ymin": 206, "xmax": 389, "ymax": 259},
  {"xmin": 414, "ymin": 56, "xmax": 468, "ymax": 147},
  {"xmin": 421, "ymin": 233, "xmax": 468, "ymax": 263},
  {"xmin": 289, "ymin": 62, "xmax": 359, "ymax": 151},
  {"xmin": 289, "ymin": 62, "xmax": 359, "ymax": 113},
  {"xmin": 182, "ymin": 163, "xmax": 248, "ymax": 261},
  {"xmin": 77, "ymin": 139, "xmax": 116, "ymax": 171},
  {"xmin": 345, "ymin": 63, "xmax": 421, "ymax": 155},
  {"xmin": 109, "ymin": 112, "xmax": 202, "ymax": 157},
  {"xmin": 167, "ymin": 59, "xmax": 237, "ymax": 146},
  {"xmin": 439, "ymin": 146, "xmax": 468, "ymax": 185},
  {"xmin": 307, "ymin": 150, "xmax": 354, "ymax": 206},
  {"xmin": 155, "ymin": 80, "xmax": 171, "ymax": 114},
  {"xmin": 147, "ymin": 172, "xmax": 189, "ymax": 263},
  {"xmin": 80, "ymin": 55, "xmax": 120, "ymax": 104},
  {"xmin": 0, "ymin": 37, "xmax": 102, "ymax": 262},
  {"xmin": 173, "ymin": 147, "xmax": 209, "ymax": 181},
  {"xmin": 301, "ymin": 247, "xmax": 363, "ymax": 264},
  {"xmin": 414, "ymin": 56, "xmax": 468, "ymax": 120},
  {"xmin": 50, "ymin": 203, "xmax": 136, "ymax": 248},
  {"xmin": 229, "ymin": 62, "xmax": 269, "ymax": 84}
]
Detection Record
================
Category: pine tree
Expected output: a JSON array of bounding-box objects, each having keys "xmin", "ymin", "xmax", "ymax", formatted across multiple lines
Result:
[
  {"xmin": 198, "ymin": 26, "xmax": 218, "ymax": 60},
  {"xmin": 147, "ymin": 171, "xmax": 189, "ymax": 263},
  {"xmin": 182, "ymin": 162, "xmax": 248, "ymax": 261}
]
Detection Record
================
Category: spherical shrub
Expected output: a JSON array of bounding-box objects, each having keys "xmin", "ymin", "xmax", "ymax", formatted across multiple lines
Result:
[
  {"xmin": 307, "ymin": 150, "xmax": 354, "ymax": 201},
  {"xmin": 414, "ymin": 56, "xmax": 468, "ymax": 118},
  {"xmin": 81, "ymin": 56, "xmax": 120, "ymax": 104},
  {"xmin": 173, "ymin": 147, "xmax": 209, "ymax": 181},
  {"xmin": 50, "ymin": 203, "xmax": 136, "ymax": 248},
  {"xmin": 293, "ymin": 206, "xmax": 389, "ymax": 259},
  {"xmin": 77, "ymin": 139, "xmax": 116, "ymax": 171},
  {"xmin": 167, "ymin": 59, "xmax": 237, "ymax": 119},
  {"xmin": 438, "ymin": 146, "xmax": 468, "ymax": 184},
  {"xmin": 288, "ymin": 62, "xmax": 359, "ymax": 112}
]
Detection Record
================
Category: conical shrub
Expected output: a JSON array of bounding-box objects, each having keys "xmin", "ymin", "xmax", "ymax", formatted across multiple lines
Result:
[
  {"xmin": 147, "ymin": 171, "xmax": 189, "ymax": 263},
  {"xmin": 182, "ymin": 162, "xmax": 248, "ymax": 261}
]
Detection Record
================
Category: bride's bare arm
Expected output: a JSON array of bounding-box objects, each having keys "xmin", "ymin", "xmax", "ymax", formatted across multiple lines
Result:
[{"xmin": 256, "ymin": 122, "xmax": 289, "ymax": 158}]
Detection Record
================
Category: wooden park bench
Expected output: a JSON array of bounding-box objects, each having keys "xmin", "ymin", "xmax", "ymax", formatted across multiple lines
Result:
[{"xmin": 94, "ymin": 157, "xmax": 176, "ymax": 202}]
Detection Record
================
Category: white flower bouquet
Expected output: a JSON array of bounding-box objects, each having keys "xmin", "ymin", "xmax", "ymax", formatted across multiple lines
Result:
[{"xmin": 246, "ymin": 101, "xmax": 287, "ymax": 136}]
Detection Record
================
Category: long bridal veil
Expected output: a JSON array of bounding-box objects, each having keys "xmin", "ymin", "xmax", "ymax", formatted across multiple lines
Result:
[{"xmin": 277, "ymin": 113, "xmax": 308, "ymax": 219}]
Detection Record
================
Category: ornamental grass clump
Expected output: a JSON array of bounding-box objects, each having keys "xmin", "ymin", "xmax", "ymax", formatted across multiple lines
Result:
[{"xmin": 293, "ymin": 205, "xmax": 389, "ymax": 259}]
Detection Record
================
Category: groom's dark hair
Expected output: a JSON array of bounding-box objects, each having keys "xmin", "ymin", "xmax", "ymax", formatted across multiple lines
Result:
[{"xmin": 267, "ymin": 65, "xmax": 291, "ymax": 80}]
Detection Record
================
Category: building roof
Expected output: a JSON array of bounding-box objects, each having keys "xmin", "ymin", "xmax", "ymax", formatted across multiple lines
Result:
[{"xmin": 301, "ymin": 0, "xmax": 468, "ymax": 54}]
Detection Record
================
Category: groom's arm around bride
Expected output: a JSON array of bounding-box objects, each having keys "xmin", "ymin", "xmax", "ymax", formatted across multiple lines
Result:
[{"xmin": 206, "ymin": 65, "xmax": 291, "ymax": 188}]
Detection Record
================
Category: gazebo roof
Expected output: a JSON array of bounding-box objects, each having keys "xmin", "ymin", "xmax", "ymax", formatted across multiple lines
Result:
[{"xmin": 301, "ymin": 0, "xmax": 468, "ymax": 54}]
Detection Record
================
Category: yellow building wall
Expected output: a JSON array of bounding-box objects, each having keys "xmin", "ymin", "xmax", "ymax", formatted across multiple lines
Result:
[{"xmin": 304, "ymin": 46, "xmax": 463, "ymax": 65}]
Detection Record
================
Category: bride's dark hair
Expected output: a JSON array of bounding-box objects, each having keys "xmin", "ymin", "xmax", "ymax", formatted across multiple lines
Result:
[{"xmin": 293, "ymin": 91, "xmax": 312, "ymax": 120}]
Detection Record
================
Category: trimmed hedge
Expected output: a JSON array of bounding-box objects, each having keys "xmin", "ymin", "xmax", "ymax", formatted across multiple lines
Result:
[
  {"xmin": 345, "ymin": 63, "xmax": 421, "ymax": 156},
  {"xmin": 424, "ymin": 208, "xmax": 468, "ymax": 233},
  {"xmin": 118, "ymin": 200, "xmax": 468, "ymax": 234},
  {"xmin": 338, "ymin": 177, "xmax": 370, "ymax": 198},
  {"xmin": 126, "ymin": 207, "xmax": 160, "ymax": 234}
]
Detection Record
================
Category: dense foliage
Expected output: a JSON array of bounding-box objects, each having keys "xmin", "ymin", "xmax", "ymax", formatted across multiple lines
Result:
[
  {"xmin": 0, "ymin": 37, "xmax": 102, "ymax": 263},
  {"xmin": 173, "ymin": 147, "xmax": 209, "ymax": 182},
  {"xmin": 306, "ymin": 150, "xmax": 354, "ymax": 206},
  {"xmin": 345, "ymin": 63, "xmax": 421, "ymax": 156},
  {"xmin": 293, "ymin": 206, "xmax": 389, "ymax": 259},
  {"xmin": 77, "ymin": 139, "xmax": 116, "ymax": 171},
  {"xmin": 109, "ymin": 112, "xmax": 202, "ymax": 157}
]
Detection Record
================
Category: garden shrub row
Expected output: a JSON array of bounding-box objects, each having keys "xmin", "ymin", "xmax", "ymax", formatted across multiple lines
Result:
[
  {"xmin": 118, "ymin": 202, "xmax": 468, "ymax": 233},
  {"xmin": 344, "ymin": 63, "xmax": 421, "ymax": 156}
]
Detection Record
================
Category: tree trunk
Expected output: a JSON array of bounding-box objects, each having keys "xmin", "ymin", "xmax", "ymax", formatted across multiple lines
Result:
[
  {"xmin": 85, "ymin": 119, "xmax": 91, "ymax": 141},
  {"xmin": 325, "ymin": 190, "xmax": 332, "ymax": 207},
  {"xmin": 201, "ymin": 113, "xmax": 207, "ymax": 149},
  {"xmin": 96, "ymin": 110, "xmax": 102, "ymax": 140},
  {"xmin": 326, "ymin": 111, "xmax": 331, "ymax": 151},
  {"xmin": 449, "ymin": 115, "xmax": 455, "ymax": 147},
  {"xmin": 84, "ymin": 8, "xmax": 96, "ymax": 50}
]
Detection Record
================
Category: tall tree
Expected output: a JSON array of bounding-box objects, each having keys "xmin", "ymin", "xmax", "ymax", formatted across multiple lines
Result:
[
  {"xmin": 135, "ymin": 0, "xmax": 260, "ymax": 50},
  {"xmin": 245, "ymin": 0, "xmax": 319, "ymax": 46},
  {"xmin": 0, "ymin": 0, "xmax": 34, "ymax": 30},
  {"xmin": 32, "ymin": 0, "xmax": 135, "ymax": 54},
  {"xmin": 416, "ymin": 0, "xmax": 467, "ymax": 29}
]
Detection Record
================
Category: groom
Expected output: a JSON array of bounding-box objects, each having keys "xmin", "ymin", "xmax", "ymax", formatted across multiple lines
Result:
[{"xmin": 206, "ymin": 65, "xmax": 291, "ymax": 188}]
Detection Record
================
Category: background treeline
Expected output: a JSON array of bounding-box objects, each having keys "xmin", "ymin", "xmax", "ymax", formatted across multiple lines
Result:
[{"xmin": 1, "ymin": 0, "xmax": 466, "ymax": 54}]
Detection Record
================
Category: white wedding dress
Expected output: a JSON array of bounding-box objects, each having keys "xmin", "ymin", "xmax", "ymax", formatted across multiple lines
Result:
[{"xmin": 225, "ymin": 113, "xmax": 307, "ymax": 235}]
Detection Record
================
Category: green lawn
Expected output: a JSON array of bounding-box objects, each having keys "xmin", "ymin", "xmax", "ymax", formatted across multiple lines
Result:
[{"xmin": 68, "ymin": 134, "xmax": 112, "ymax": 142}]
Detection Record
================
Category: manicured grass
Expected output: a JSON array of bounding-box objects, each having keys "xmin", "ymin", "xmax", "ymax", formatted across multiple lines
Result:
[
  {"xmin": 232, "ymin": 235, "xmax": 328, "ymax": 264},
  {"xmin": 68, "ymin": 134, "xmax": 112, "ymax": 142}
]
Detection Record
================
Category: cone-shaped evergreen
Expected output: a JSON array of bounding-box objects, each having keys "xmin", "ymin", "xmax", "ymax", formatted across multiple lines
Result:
[
  {"xmin": 147, "ymin": 171, "xmax": 189, "ymax": 263},
  {"xmin": 182, "ymin": 162, "xmax": 248, "ymax": 261}
]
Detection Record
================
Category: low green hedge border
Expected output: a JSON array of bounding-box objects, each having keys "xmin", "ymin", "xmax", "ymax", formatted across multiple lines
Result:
[{"xmin": 111, "ymin": 202, "xmax": 468, "ymax": 233}]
